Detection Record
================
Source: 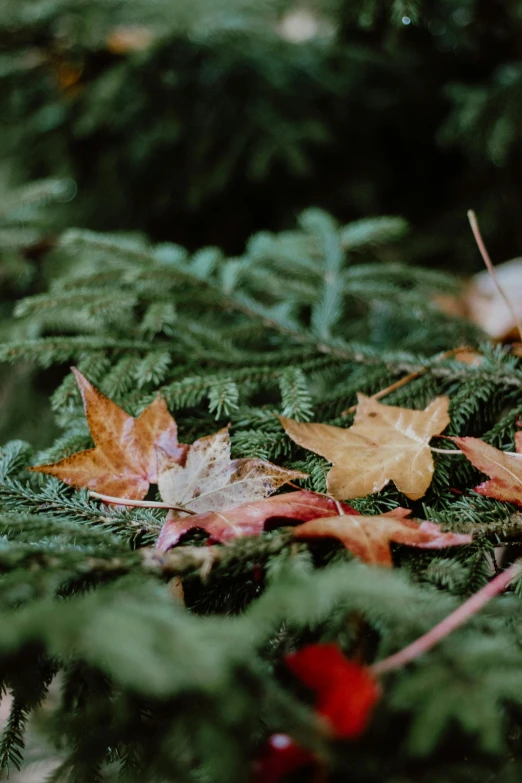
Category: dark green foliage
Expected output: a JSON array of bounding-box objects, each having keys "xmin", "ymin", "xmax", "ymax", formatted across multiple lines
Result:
[
  {"xmin": 0, "ymin": 177, "xmax": 74, "ymax": 448},
  {"xmin": 3, "ymin": 1, "xmax": 522, "ymax": 781},
  {"xmin": 1, "ymin": 0, "xmax": 522, "ymax": 268}
]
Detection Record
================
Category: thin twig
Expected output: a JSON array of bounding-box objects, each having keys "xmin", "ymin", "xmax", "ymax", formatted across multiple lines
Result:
[
  {"xmin": 341, "ymin": 371, "xmax": 419, "ymax": 417},
  {"xmin": 372, "ymin": 561, "xmax": 522, "ymax": 675},
  {"xmin": 468, "ymin": 209, "xmax": 522, "ymax": 342},
  {"xmin": 340, "ymin": 345, "xmax": 475, "ymax": 417},
  {"xmin": 89, "ymin": 491, "xmax": 196, "ymax": 514}
]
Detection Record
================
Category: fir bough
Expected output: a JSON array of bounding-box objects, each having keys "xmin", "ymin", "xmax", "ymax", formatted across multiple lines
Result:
[{"xmin": 1, "ymin": 208, "xmax": 522, "ymax": 782}]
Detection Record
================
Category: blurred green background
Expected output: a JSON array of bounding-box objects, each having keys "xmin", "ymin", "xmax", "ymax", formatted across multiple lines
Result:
[{"xmin": 2, "ymin": 0, "xmax": 522, "ymax": 443}]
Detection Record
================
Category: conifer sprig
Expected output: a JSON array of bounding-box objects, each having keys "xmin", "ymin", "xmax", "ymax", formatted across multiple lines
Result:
[{"xmin": 2, "ymin": 210, "xmax": 522, "ymax": 781}]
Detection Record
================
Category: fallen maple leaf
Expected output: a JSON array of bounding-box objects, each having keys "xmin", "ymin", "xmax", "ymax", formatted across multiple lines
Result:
[
  {"xmin": 280, "ymin": 394, "xmax": 450, "ymax": 501},
  {"xmin": 30, "ymin": 368, "xmax": 188, "ymax": 499},
  {"xmin": 158, "ymin": 427, "xmax": 305, "ymax": 515},
  {"xmin": 285, "ymin": 644, "xmax": 380, "ymax": 738},
  {"xmin": 452, "ymin": 432, "xmax": 522, "ymax": 505},
  {"xmin": 156, "ymin": 489, "xmax": 357, "ymax": 550},
  {"xmin": 292, "ymin": 509, "xmax": 472, "ymax": 566}
]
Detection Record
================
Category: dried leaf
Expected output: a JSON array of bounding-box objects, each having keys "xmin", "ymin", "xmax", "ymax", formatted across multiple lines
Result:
[
  {"xmin": 464, "ymin": 258, "xmax": 522, "ymax": 341},
  {"xmin": 30, "ymin": 368, "xmax": 188, "ymax": 499},
  {"xmin": 280, "ymin": 394, "xmax": 450, "ymax": 501},
  {"xmin": 158, "ymin": 427, "xmax": 305, "ymax": 515},
  {"xmin": 452, "ymin": 433, "xmax": 522, "ymax": 506},
  {"xmin": 157, "ymin": 489, "xmax": 357, "ymax": 550},
  {"xmin": 285, "ymin": 644, "xmax": 380, "ymax": 737},
  {"xmin": 434, "ymin": 259, "xmax": 522, "ymax": 342},
  {"xmin": 432, "ymin": 293, "xmax": 468, "ymax": 320},
  {"xmin": 292, "ymin": 510, "xmax": 471, "ymax": 566}
]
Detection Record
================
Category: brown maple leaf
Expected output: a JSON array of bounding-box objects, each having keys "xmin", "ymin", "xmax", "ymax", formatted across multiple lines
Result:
[
  {"xmin": 280, "ymin": 394, "xmax": 450, "ymax": 501},
  {"xmin": 292, "ymin": 509, "xmax": 472, "ymax": 566},
  {"xmin": 452, "ymin": 432, "xmax": 522, "ymax": 505},
  {"xmin": 30, "ymin": 368, "xmax": 188, "ymax": 499},
  {"xmin": 157, "ymin": 489, "xmax": 357, "ymax": 550}
]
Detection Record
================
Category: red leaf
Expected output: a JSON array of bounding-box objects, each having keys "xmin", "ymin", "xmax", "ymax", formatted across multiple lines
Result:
[
  {"xmin": 285, "ymin": 644, "xmax": 380, "ymax": 738},
  {"xmin": 252, "ymin": 735, "xmax": 315, "ymax": 783},
  {"xmin": 156, "ymin": 490, "xmax": 357, "ymax": 550}
]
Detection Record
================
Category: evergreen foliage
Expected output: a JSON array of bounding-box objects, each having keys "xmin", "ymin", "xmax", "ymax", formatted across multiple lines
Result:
[
  {"xmin": 1, "ymin": 207, "xmax": 522, "ymax": 781},
  {"xmin": 0, "ymin": 176, "xmax": 73, "ymax": 446},
  {"xmin": 3, "ymin": 2, "xmax": 522, "ymax": 781}
]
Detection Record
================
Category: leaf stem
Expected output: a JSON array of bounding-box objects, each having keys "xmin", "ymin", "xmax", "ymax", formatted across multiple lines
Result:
[
  {"xmin": 428, "ymin": 447, "xmax": 463, "ymax": 455},
  {"xmin": 89, "ymin": 491, "xmax": 196, "ymax": 514},
  {"xmin": 372, "ymin": 561, "xmax": 522, "ymax": 675},
  {"xmin": 468, "ymin": 209, "xmax": 522, "ymax": 343}
]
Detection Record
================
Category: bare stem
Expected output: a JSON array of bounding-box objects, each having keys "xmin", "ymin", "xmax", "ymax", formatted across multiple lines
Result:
[
  {"xmin": 468, "ymin": 209, "xmax": 522, "ymax": 343},
  {"xmin": 89, "ymin": 490, "xmax": 196, "ymax": 514},
  {"xmin": 372, "ymin": 561, "xmax": 522, "ymax": 675},
  {"xmin": 340, "ymin": 345, "xmax": 476, "ymax": 417},
  {"xmin": 428, "ymin": 447, "xmax": 463, "ymax": 455}
]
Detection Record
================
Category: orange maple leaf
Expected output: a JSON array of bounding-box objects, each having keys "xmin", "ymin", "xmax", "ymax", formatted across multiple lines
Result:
[
  {"xmin": 452, "ymin": 432, "xmax": 522, "ymax": 505},
  {"xmin": 30, "ymin": 368, "xmax": 188, "ymax": 499},
  {"xmin": 292, "ymin": 508, "xmax": 471, "ymax": 566}
]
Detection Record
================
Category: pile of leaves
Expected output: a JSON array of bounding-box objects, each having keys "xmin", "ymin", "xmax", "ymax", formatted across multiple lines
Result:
[{"xmin": 33, "ymin": 369, "xmax": 472, "ymax": 566}]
